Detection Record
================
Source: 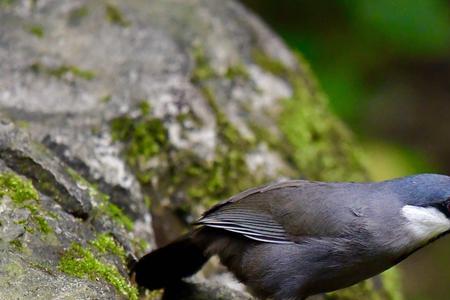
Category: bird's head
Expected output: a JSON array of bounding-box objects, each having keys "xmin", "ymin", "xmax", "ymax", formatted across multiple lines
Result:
[{"xmin": 390, "ymin": 174, "xmax": 450, "ymax": 243}]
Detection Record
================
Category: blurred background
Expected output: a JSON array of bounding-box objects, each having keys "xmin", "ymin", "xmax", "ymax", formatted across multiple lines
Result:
[{"xmin": 240, "ymin": 0, "xmax": 450, "ymax": 299}]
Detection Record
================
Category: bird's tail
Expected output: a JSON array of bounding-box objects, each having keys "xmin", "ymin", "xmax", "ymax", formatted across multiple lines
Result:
[{"xmin": 132, "ymin": 229, "xmax": 210, "ymax": 290}]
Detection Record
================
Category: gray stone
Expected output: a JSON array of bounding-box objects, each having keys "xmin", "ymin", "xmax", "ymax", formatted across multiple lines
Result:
[{"xmin": 0, "ymin": 0, "xmax": 396, "ymax": 299}]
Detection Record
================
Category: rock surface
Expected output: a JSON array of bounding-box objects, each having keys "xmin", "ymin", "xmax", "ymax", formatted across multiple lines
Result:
[{"xmin": 0, "ymin": 0, "xmax": 400, "ymax": 299}]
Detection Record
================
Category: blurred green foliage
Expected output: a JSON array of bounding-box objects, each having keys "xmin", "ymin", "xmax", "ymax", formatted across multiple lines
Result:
[
  {"xmin": 242, "ymin": 0, "xmax": 449, "ymax": 128},
  {"xmin": 361, "ymin": 139, "xmax": 435, "ymax": 181},
  {"xmin": 351, "ymin": 0, "xmax": 450, "ymax": 54}
]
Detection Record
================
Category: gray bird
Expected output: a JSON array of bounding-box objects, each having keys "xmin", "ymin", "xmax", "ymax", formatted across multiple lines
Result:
[{"xmin": 132, "ymin": 174, "xmax": 450, "ymax": 299}]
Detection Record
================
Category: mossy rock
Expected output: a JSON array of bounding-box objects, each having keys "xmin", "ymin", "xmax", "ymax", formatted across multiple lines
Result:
[{"xmin": 0, "ymin": 0, "xmax": 402, "ymax": 299}]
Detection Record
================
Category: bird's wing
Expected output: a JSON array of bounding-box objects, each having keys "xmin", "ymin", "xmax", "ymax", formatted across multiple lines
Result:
[
  {"xmin": 196, "ymin": 208, "xmax": 291, "ymax": 243},
  {"xmin": 195, "ymin": 180, "xmax": 357, "ymax": 244}
]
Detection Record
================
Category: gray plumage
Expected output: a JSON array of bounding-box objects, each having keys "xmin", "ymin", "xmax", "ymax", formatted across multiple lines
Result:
[{"xmin": 133, "ymin": 174, "xmax": 450, "ymax": 299}]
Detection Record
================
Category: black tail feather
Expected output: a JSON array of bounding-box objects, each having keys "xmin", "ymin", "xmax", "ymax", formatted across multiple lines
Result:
[{"xmin": 132, "ymin": 232, "xmax": 209, "ymax": 290}]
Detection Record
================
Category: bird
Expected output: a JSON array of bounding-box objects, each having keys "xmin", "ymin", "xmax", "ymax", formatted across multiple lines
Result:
[{"xmin": 132, "ymin": 174, "xmax": 450, "ymax": 300}]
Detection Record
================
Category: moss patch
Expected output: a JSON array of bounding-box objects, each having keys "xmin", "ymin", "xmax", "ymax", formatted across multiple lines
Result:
[
  {"xmin": 60, "ymin": 171, "xmax": 136, "ymax": 297},
  {"xmin": 0, "ymin": 172, "xmax": 39, "ymax": 203},
  {"xmin": 68, "ymin": 5, "xmax": 89, "ymax": 24},
  {"xmin": 181, "ymin": 86, "xmax": 257, "ymax": 207},
  {"xmin": 26, "ymin": 207, "xmax": 52, "ymax": 234},
  {"xmin": 0, "ymin": 0, "xmax": 14, "ymax": 6},
  {"xmin": 109, "ymin": 49, "xmax": 265, "ymax": 218},
  {"xmin": 252, "ymin": 50, "xmax": 367, "ymax": 182},
  {"xmin": 191, "ymin": 48, "xmax": 250, "ymax": 82},
  {"xmin": 90, "ymin": 233, "xmax": 127, "ymax": 264},
  {"xmin": 187, "ymin": 49, "xmax": 270, "ymax": 202},
  {"xmin": 105, "ymin": 3, "xmax": 130, "ymax": 27},
  {"xmin": 111, "ymin": 102, "xmax": 169, "ymax": 184},
  {"xmin": 131, "ymin": 237, "xmax": 150, "ymax": 255},
  {"xmin": 30, "ymin": 62, "xmax": 95, "ymax": 81},
  {"xmin": 66, "ymin": 168, "xmax": 133, "ymax": 231},
  {"xmin": 191, "ymin": 47, "xmax": 216, "ymax": 83},
  {"xmin": 100, "ymin": 94, "xmax": 112, "ymax": 103},
  {"xmin": 59, "ymin": 238, "xmax": 137, "ymax": 300},
  {"xmin": 252, "ymin": 50, "xmax": 292, "ymax": 78},
  {"xmin": 4, "ymin": 261, "xmax": 24, "ymax": 277},
  {"xmin": 16, "ymin": 120, "xmax": 30, "ymax": 129},
  {"xmin": 9, "ymin": 239, "xmax": 24, "ymax": 251},
  {"xmin": 26, "ymin": 25, "xmax": 44, "ymax": 38},
  {"xmin": 225, "ymin": 63, "xmax": 250, "ymax": 80},
  {"xmin": 101, "ymin": 201, "xmax": 134, "ymax": 231},
  {"xmin": 0, "ymin": 172, "xmax": 52, "ymax": 234}
]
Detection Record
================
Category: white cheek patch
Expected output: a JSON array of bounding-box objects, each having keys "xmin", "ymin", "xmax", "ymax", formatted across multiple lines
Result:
[{"xmin": 402, "ymin": 205, "xmax": 450, "ymax": 243}]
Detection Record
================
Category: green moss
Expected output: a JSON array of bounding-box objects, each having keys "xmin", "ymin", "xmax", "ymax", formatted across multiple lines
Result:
[
  {"xmin": 66, "ymin": 168, "xmax": 134, "ymax": 231},
  {"xmin": 0, "ymin": 172, "xmax": 39, "ymax": 204},
  {"xmin": 49, "ymin": 65, "xmax": 95, "ymax": 80},
  {"xmin": 4, "ymin": 261, "xmax": 23, "ymax": 277},
  {"xmin": 0, "ymin": 0, "xmax": 14, "ymax": 6},
  {"xmin": 201, "ymin": 88, "xmax": 239, "ymax": 144},
  {"xmin": 105, "ymin": 3, "xmax": 130, "ymax": 27},
  {"xmin": 26, "ymin": 25, "xmax": 44, "ymax": 38},
  {"xmin": 110, "ymin": 101, "xmax": 169, "ymax": 184},
  {"xmin": 102, "ymin": 201, "xmax": 134, "ymax": 231},
  {"xmin": 109, "ymin": 54, "xmax": 261, "ymax": 214},
  {"xmin": 34, "ymin": 215, "xmax": 52, "ymax": 234},
  {"xmin": 16, "ymin": 120, "xmax": 30, "ymax": 129},
  {"xmin": 0, "ymin": 172, "xmax": 52, "ymax": 234},
  {"xmin": 107, "ymin": 47, "xmax": 263, "ymax": 215},
  {"xmin": 68, "ymin": 5, "xmax": 89, "ymax": 24},
  {"xmin": 66, "ymin": 168, "xmax": 93, "ymax": 194},
  {"xmin": 132, "ymin": 237, "xmax": 150, "ymax": 255},
  {"xmin": 180, "ymin": 86, "xmax": 256, "ymax": 206},
  {"xmin": 9, "ymin": 239, "xmax": 23, "ymax": 251},
  {"xmin": 23, "ymin": 202, "xmax": 52, "ymax": 233},
  {"xmin": 191, "ymin": 49, "xmax": 250, "ymax": 148},
  {"xmin": 143, "ymin": 195, "xmax": 152, "ymax": 208},
  {"xmin": 191, "ymin": 47, "xmax": 216, "ymax": 83},
  {"xmin": 252, "ymin": 50, "xmax": 367, "ymax": 182},
  {"xmin": 100, "ymin": 94, "xmax": 112, "ymax": 103},
  {"xmin": 138, "ymin": 101, "xmax": 150, "ymax": 115},
  {"xmin": 90, "ymin": 233, "xmax": 127, "ymax": 264},
  {"xmin": 179, "ymin": 49, "xmax": 263, "ymax": 207},
  {"xmin": 30, "ymin": 63, "xmax": 95, "ymax": 80},
  {"xmin": 172, "ymin": 150, "xmax": 252, "ymax": 208},
  {"xmin": 46, "ymin": 210, "xmax": 59, "ymax": 219},
  {"xmin": 252, "ymin": 50, "xmax": 291, "ymax": 78},
  {"xmin": 225, "ymin": 63, "xmax": 250, "ymax": 80},
  {"xmin": 59, "ymin": 241, "xmax": 137, "ymax": 300}
]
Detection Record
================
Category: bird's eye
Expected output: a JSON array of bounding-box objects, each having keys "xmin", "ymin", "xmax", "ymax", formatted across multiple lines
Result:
[{"xmin": 445, "ymin": 199, "xmax": 450, "ymax": 213}]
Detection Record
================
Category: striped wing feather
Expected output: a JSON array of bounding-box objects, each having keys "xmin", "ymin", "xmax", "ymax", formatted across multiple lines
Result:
[{"xmin": 194, "ymin": 181, "xmax": 307, "ymax": 244}]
